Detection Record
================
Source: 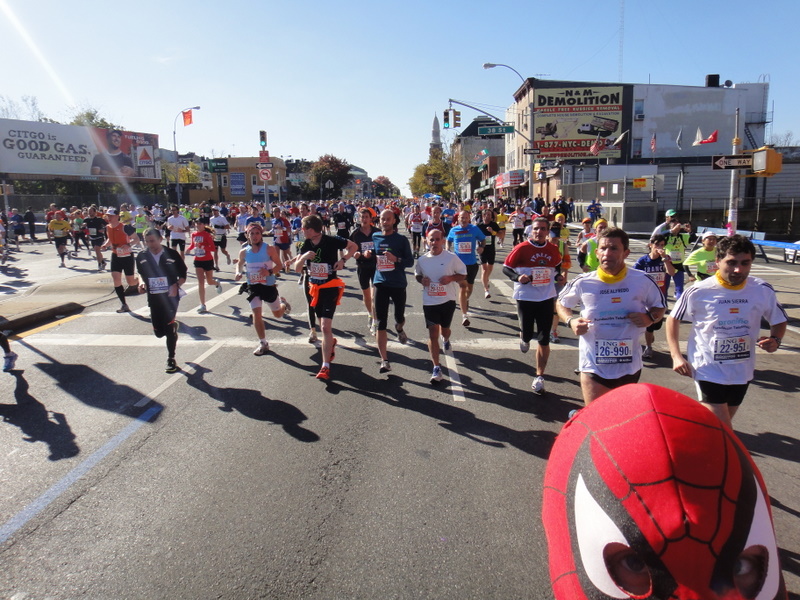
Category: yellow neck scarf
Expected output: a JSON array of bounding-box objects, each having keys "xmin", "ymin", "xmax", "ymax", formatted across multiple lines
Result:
[
  {"xmin": 715, "ymin": 271, "xmax": 746, "ymax": 291},
  {"xmin": 597, "ymin": 265, "xmax": 627, "ymax": 284}
]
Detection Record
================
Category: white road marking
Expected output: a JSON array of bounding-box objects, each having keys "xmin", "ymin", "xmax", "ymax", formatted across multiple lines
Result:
[{"xmin": 0, "ymin": 341, "xmax": 226, "ymax": 545}]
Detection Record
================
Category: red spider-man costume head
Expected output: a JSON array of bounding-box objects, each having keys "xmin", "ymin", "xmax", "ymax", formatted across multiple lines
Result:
[{"xmin": 543, "ymin": 384, "xmax": 787, "ymax": 599}]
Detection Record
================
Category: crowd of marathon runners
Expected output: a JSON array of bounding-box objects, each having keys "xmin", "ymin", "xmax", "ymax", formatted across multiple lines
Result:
[{"xmin": 0, "ymin": 196, "xmax": 786, "ymax": 426}]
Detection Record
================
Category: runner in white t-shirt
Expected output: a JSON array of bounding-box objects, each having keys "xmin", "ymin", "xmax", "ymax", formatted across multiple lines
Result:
[
  {"xmin": 415, "ymin": 229, "xmax": 467, "ymax": 384},
  {"xmin": 557, "ymin": 227, "xmax": 666, "ymax": 407},
  {"xmin": 666, "ymin": 234, "xmax": 787, "ymax": 428}
]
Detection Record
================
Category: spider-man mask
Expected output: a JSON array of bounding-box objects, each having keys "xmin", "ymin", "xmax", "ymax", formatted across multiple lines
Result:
[{"xmin": 543, "ymin": 383, "xmax": 787, "ymax": 599}]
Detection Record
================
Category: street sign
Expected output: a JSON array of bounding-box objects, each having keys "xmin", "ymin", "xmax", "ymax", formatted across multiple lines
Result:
[
  {"xmin": 712, "ymin": 155, "xmax": 753, "ymax": 170},
  {"xmin": 259, "ymin": 169, "xmax": 272, "ymax": 181},
  {"xmin": 523, "ymin": 148, "xmax": 541, "ymax": 155},
  {"xmin": 259, "ymin": 150, "xmax": 270, "ymax": 162},
  {"xmin": 255, "ymin": 162, "xmax": 274, "ymax": 168},
  {"xmin": 208, "ymin": 158, "xmax": 228, "ymax": 173},
  {"xmin": 478, "ymin": 125, "xmax": 514, "ymax": 135}
]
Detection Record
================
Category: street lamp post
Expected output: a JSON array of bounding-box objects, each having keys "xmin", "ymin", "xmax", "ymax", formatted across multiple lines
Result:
[
  {"xmin": 483, "ymin": 63, "xmax": 534, "ymax": 202},
  {"xmin": 172, "ymin": 106, "xmax": 200, "ymax": 203}
]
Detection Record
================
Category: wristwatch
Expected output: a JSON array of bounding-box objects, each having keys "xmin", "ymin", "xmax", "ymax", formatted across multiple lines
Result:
[{"xmin": 770, "ymin": 335, "xmax": 782, "ymax": 347}]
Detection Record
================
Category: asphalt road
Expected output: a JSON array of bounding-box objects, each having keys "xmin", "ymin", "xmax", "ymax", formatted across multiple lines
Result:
[{"xmin": 1, "ymin": 237, "xmax": 799, "ymax": 599}]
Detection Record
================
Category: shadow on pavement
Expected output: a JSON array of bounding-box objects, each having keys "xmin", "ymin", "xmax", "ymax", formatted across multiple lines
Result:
[
  {"xmin": 0, "ymin": 370, "xmax": 79, "ymax": 461},
  {"xmin": 183, "ymin": 362, "xmax": 319, "ymax": 443},
  {"xmin": 306, "ymin": 357, "xmax": 557, "ymax": 459},
  {"xmin": 19, "ymin": 339, "xmax": 164, "ymax": 420}
]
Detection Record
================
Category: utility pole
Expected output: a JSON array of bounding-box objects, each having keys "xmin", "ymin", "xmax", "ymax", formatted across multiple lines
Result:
[{"xmin": 727, "ymin": 108, "xmax": 741, "ymax": 234}]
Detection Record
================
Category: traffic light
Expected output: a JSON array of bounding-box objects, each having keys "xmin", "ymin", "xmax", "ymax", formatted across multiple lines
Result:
[
  {"xmin": 752, "ymin": 146, "xmax": 782, "ymax": 177},
  {"xmin": 259, "ymin": 130, "xmax": 267, "ymax": 147},
  {"xmin": 453, "ymin": 110, "xmax": 461, "ymax": 128},
  {"xmin": 443, "ymin": 110, "xmax": 450, "ymax": 129}
]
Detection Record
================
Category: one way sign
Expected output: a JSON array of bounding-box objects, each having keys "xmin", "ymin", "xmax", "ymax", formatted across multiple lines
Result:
[{"xmin": 712, "ymin": 155, "xmax": 753, "ymax": 170}]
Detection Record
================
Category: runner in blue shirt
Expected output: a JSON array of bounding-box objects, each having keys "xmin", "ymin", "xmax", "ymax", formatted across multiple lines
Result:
[{"xmin": 446, "ymin": 210, "xmax": 485, "ymax": 326}]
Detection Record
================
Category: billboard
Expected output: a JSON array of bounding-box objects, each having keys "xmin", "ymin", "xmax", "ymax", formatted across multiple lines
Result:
[
  {"xmin": 533, "ymin": 86, "xmax": 624, "ymax": 159},
  {"xmin": 0, "ymin": 118, "xmax": 161, "ymax": 182}
]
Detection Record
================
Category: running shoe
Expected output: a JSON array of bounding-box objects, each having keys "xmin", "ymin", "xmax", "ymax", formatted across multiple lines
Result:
[
  {"xmin": 3, "ymin": 352, "xmax": 18, "ymax": 372},
  {"xmin": 280, "ymin": 296, "xmax": 291, "ymax": 315},
  {"xmin": 253, "ymin": 341, "xmax": 269, "ymax": 356},
  {"xmin": 100, "ymin": 260, "xmax": 107, "ymax": 270},
  {"xmin": 308, "ymin": 330, "xmax": 319, "ymax": 344},
  {"xmin": 642, "ymin": 345, "xmax": 653, "ymax": 359},
  {"xmin": 396, "ymin": 326, "xmax": 408, "ymax": 344},
  {"xmin": 116, "ymin": 304, "xmax": 130, "ymax": 313},
  {"xmin": 369, "ymin": 317, "xmax": 376, "ymax": 335},
  {"xmin": 198, "ymin": 304, "xmax": 207, "ymax": 314},
  {"xmin": 484, "ymin": 290, "xmax": 491, "ymax": 299},
  {"xmin": 441, "ymin": 336, "xmax": 451, "ymax": 351},
  {"xmin": 532, "ymin": 375, "xmax": 545, "ymax": 395},
  {"xmin": 550, "ymin": 332, "xmax": 560, "ymax": 344},
  {"xmin": 380, "ymin": 360, "xmax": 391, "ymax": 373},
  {"xmin": 520, "ymin": 339, "xmax": 530, "ymax": 353},
  {"xmin": 58, "ymin": 263, "xmax": 65, "ymax": 268},
  {"xmin": 215, "ymin": 281, "xmax": 223, "ymax": 295},
  {"xmin": 430, "ymin": 365, "xmax": 443, "ymax": 383},
  {"xmin": 316, "ymin": 366, "xmax": 330, "ymax": 380},
  {"xmin": 461, "ymin": 313, "xmax": 471, "ymax": 327},
  {"xmin": 227, "ymin": 255, "xmax": 232, "ymax": 265},
  {"xmin": 330, "ymin": 338, "xmax": 337, "ymax": 362},
  {"xmin": 165, "ymin": 358, "xmax": 178, "ymax": 374}
]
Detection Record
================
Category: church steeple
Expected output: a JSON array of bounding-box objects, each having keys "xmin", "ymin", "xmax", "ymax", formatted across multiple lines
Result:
[{"xmin": 430, "ymin": 114, "xmax": 442, "ymax": 155}]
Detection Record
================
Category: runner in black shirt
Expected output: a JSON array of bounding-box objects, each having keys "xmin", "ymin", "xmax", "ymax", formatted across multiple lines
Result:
[
  {"xmin": 290, "ymin": 214, "xmax": 357, "ymax": 381},
  {"xmin": 350, "ymin": 208, "xmax": 379, "ymax": 333}
]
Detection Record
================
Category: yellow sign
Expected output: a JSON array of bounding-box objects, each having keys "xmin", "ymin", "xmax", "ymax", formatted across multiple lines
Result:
[{"xmin": 633, "ymin": 178, "xmax": 647, "ymax": 189}]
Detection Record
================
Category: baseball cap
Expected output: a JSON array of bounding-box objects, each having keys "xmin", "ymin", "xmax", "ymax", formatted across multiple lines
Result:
[
  {"xmin": 665, "ymin": 209, "xmax": 677, "ymax": 217},
  {"xmin": 701, "ymin": 231, "xmax": 718, "ymax": 240},
  {"xmin": 106, "ymin": 208, "xmax": 117, "ymax": 216},
  {"xmin": 581, "ymin": 217, "xmax": 592, "ymax": 223}
]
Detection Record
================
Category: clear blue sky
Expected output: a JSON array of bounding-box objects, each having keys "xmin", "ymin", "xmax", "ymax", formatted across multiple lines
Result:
[{"xmin": 1, "ymin": 0, "xmax": 797, "ymax": 196}]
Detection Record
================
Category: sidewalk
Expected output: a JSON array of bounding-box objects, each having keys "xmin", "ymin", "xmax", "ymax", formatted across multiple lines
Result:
[{"xmin": 0, "ymin": 271, "xmax": 114, "ymax": 331}]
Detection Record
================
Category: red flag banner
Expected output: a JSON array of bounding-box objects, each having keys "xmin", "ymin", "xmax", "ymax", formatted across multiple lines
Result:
[
  {"xmin": 697, "ymin": 129, "xmax": 718, "ymax": 145},
  {"xmin": 182, "ymin": 110, "xmax": 193, "ymax": 126},
  {"xmin": 589, "ymin": 134, "xmax": 603, "ymax": 156},
  {"xmin": 650, "ymin": 132, "xmax": 657, "ymax": 153}
]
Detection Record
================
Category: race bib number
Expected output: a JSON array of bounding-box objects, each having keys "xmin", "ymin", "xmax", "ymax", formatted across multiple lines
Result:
[
  {"xmin": 195, "ymin": 247, "xmax": 206, "ymax": 258},
  {"xmin": 54, "ymin": 229, "xmax": 67, "ymax": 238},
  {"xmin": 116, "ymin": 245, "xmax": 131, "ymax": 257},
  {"xmin": 309, "ymin": 262, "xmax": 330, "ymax": 281},
  {"xmin": 337, "ymin": 222, "xmax": 346, "ymax": 229},
  {"xmin": 411, "ymin": 223, "xmax": 423, "ymax": 232},
  {"xmin": 706, "ymin": 261, "xmax": 718, "ymax": 274},
  {"xmin": 214, "ymin": 234, "xmax": 223, "ymax": 242},
  {"xmin": 247, "ymin": 264, "xmax": 267, "ymax": 284},
  {"xmin": 428, "ymin": 282, "xmax": 446, "ymax": 297},
  {"xmin": 649, "ymin": 271, "xmax": 666, "ymax": 285},
  {"xmin": 484, "ymin": 235, "xmax": 494, "ymax": 246},
  {"xmin": 670, "ymin": 250, "xmax": 683, "ymax": 262},
  {"xmin": 88, "ymin": 228, "xmax": 97, "ymax": 236},
  {"xmin": 713, "ymin": 336, "xmax": 750, "ymax": 362},
  {"xmin": 360, "ymin": 241, "xmax": 374, "ymax": 254},
  {"xmin": 377, "ymin": 254, "xmax": 394, "ymax": 272},
  {"xmin": 530, "ymin": 267, "xmax": 551, "ymax": 286},
  {"xmin": 148, "ymin": 276, "xmax": 169, "ymax": 294},
  {"xmin": 595, "ymin": 339, "xmax": 634, "ymax": 364},
  {"xmin": 456, "ymin": 241, "xmax": 472, "ymax": 255}
]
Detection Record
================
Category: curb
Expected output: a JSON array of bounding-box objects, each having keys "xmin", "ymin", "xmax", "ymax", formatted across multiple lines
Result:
[{"xmin": 0, "ymin": 302, "xmax": 86, "ymax": 332}]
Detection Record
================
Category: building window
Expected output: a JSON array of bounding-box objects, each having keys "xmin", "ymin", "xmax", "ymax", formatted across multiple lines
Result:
[
  {"xmin": 252, "ymin": 175, "xmax": 257, "ymax": 186},
  {"xmin": 634, "ymin": 99, "xmax": 644, "ymax": 117},
  {"xmin": 632, "ymin": 138, "xmax": 642, "ymax": 158}
]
